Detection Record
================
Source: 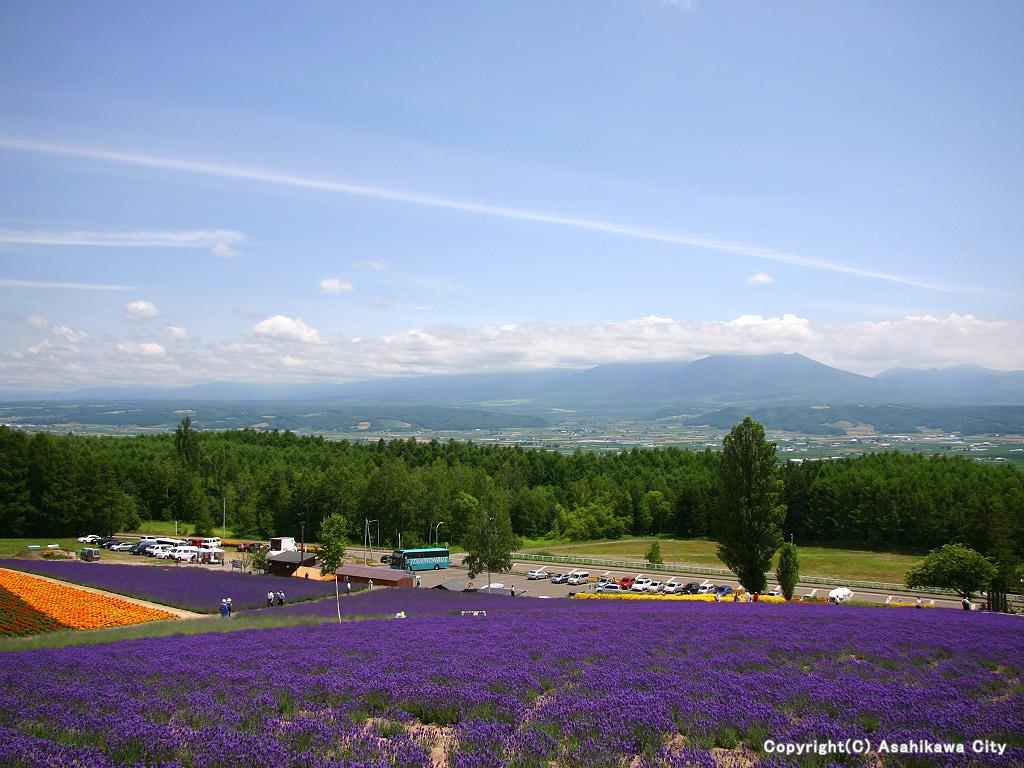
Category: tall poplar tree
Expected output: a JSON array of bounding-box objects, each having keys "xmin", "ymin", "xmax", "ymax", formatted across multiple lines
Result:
[{"xmin": 716, "ymin": 417, "xmax": 786, "ymax": 593}]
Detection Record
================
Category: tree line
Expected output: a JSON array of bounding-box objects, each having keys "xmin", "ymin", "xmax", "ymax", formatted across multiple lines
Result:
[{"xmin": 0, "ymin": 422, "xmax": 1020, "ymax": 570}]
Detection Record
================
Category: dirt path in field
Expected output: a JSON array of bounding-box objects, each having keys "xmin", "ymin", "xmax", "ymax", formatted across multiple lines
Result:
[{"xmin": 9, "ymin": 569, "xmax": 203, "ymax": 619}]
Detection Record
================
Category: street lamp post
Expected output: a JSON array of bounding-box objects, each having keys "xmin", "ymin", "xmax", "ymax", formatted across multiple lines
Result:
[
  {"xmin": 434, "ymin": 521, "xmax": 444, "ymax": 547},
  {"xmin": 364, "ymin": 519, "xmax": 378, "ymax": 565}
]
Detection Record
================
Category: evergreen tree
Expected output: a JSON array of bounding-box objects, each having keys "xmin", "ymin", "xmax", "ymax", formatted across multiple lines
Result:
[
  {"xmin": 775, "ymin": 542, "xmax": 800, "ymax": 600},
  {"xmin": 715, "ymin": 417, "xmax": 786, "ymax": 593},
  {"xmin": 645, "ymin": 540, "xmax": 663, "ymax": 565}
]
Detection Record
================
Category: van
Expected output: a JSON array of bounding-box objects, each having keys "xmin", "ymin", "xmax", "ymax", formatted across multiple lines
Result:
[
  {"xmin": 200, "ymin": 537, "xmax": 222, "ymax": 549},
  {"xmin": 567, "ymin": 571, "xmax": 590, "ymax": 586},
  {"xmin": 167, "ymin": 546, "xmax": 200, "ymax": 562}
]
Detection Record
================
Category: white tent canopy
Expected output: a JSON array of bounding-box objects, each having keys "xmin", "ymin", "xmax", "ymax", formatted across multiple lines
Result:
[{"xmin": 828, "ymin": 587, "xmax": 854, "ymax": 602}]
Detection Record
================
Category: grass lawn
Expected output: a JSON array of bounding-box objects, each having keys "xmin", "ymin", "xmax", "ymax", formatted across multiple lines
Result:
[
  {"xmin": 0, "ymin": 538, "xmax": 168, "ymax": 564},
  {"xmin": 522, "ymin": 537, "xmax": 922, "ymax": 584},
  {"xmin": 129, "ymin": 520, "xmax": 242, "ymax": 539},
  {"xmin": 0, "ymin": 613, "xmax": 347, "ymax": 653}
]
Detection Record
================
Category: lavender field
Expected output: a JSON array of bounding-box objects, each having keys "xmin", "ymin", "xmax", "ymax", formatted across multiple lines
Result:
[
  {"xmin": 0, "ymin": 560, "xmax": 337, "ymax": 612},
  {"xmin": 0, "ymin": 592, "xmax": 1020, "ymax": 767}
]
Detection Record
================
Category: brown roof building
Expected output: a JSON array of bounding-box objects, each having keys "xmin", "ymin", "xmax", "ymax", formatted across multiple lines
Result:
[{"xmin": 335, "ymin": 564, "xmax": 413, "ymax": 588}]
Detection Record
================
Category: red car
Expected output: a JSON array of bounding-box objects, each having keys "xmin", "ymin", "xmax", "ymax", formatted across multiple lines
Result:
[{"xmin": 618, "ymin": 576, "xmax": 636, "ymax": 590}]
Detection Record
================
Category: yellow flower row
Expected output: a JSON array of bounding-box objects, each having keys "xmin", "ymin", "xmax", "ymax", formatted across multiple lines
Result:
[
  {"xmin": 0, "ymin": 568, "xmax": 175, "ymax": 630},
  {"xmin": 573, "ymin": 592, "xmax": 789, "ymax": 604}
]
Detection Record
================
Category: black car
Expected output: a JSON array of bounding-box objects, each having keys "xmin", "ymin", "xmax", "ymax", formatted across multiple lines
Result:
[
  {"xmin": 129, "ymin": 542, "xmax": 153, "ymax": 555},
  {"xmin": 681, "ymin": 582, "xmax": 701, "ymax": 594},
  {"xmin": 97, "ymin": 538, "xmax": 118, "ymax": 548}
]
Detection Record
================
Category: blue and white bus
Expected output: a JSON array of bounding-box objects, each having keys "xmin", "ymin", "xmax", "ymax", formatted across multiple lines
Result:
[{"xmin": 389, "ymin": 547, "xmax": 450, "ymax": 571}]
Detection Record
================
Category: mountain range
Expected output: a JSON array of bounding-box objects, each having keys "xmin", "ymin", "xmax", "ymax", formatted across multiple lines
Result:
[{"xmin": 10, "ymin": 354, "xmax": 1022, "ymax": 412}]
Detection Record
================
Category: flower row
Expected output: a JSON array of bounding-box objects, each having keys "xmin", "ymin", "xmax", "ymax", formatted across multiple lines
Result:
[
  {"xmin": 0, "ymin": 585, "xmax": 70, "ymax": 637},
  {"xmin": 0, "ymin": 568, "xmax": 175, "ymax": 630},
  {"xmin": 573, "ymin": 592, "xmax": 789, "ymax": 603}
]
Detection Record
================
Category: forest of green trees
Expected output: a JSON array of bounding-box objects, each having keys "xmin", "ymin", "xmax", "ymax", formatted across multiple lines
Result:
[{"xmin": 0, "ymin": 423, "xmax": 1021, "ymax": 571}]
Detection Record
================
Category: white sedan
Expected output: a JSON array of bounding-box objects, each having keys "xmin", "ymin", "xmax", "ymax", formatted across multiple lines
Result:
[
  {"xmin": 77, "ymin": 534, "xmax": 101, "ymax": 543},
  {"xmin": 526, "ymin": 569, "xmax": 550, "ymax": 580},
  {"xmin": 630, "ymin": 578, "xmax": 653, "ymax": 592}
]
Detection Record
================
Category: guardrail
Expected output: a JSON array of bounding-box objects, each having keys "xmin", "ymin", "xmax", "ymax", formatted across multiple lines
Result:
[{"xmin": 511, "ymin": 551, "xmax": 1023, "ymax": 603}]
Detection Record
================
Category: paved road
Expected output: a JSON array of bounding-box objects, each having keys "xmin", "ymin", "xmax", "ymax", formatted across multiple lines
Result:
[{"xmin": 404, "ymin": 554, "xmax": 974, "ymax": 609}]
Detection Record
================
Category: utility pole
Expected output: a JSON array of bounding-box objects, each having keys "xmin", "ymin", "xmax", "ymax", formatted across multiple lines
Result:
[{"xmin": 222, "ymin": 497, "xmax": 226, "ymax": 541}]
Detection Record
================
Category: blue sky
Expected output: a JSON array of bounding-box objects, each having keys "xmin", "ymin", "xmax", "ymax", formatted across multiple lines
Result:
[{"xmin": 1, "ymin": 1, "xmax": 1021, "ymax": 390}]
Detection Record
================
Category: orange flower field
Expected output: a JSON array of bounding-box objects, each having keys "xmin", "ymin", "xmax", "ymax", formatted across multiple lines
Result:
[{"xmin": 0, "ymin": 568, "xmax": 176, "ymax": 631}]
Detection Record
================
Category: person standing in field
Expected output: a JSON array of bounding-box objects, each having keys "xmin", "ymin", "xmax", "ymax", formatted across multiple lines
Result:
[
  {"xmin": 962, "ymin": 597, "xmax": 971, "ymax": 611},
  {"xmin": 345, "ymin": 578, "xmax": 352, "ymax": 596},
  {"xmin": 219, "ymin": 599, "xmax": 229, "ymax": 620},
  {"xmin": 267, "ymin": 590, "xmax": 274, "ymax": 607}
]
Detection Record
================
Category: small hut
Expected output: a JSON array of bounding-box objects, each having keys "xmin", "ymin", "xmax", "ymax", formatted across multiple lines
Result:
[
  {"xmin": 266, "ymin": 550, "xmax": 318, "ymax": 577},
  {"xmin": 335, "ymin": 564, "xmax": 413, "ymax": 588}
]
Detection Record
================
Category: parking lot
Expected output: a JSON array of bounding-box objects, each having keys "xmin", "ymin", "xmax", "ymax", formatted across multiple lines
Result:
[{"xmin": 405, "ymin": 555, "xmax": 969, "ymax": 607}]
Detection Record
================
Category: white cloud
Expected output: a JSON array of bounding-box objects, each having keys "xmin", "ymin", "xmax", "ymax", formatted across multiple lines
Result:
[
  {"xmin": 0, "ymin": 137, "xmax": 950, "ymax": 291},
  {"xmin": 23, "ymin": 315, "xmax": 88, "ymax": 343},
  {"xmin": 124, "ymin": 299, "xmax": 159, "ymax": 322},
  {"xmin": 116, "ymin": 342, "xmax": 166, "ymax": 357},
  {"xmin": 319, "ymin": 278, "xmax": 354, "ymax": 294},
  {"xmin": 745, "ymin": 272, "xmax": 776, "ymax": 285},
  {"xmin": 211, "ymin": 242, "xmax": 240, "ymax": 259},
  {"xmin": 1, "ymin": 278, "xmax": 135, "ymax": 290},
  {"xmin": 2, "ymin": 313, "xmax": 1021, "ymax": 390},
  {"xmin": 51, "ymin": 325, "xmax": 89, "ymax": 343},
  {"xmin": 0, "ymin": 228, "xmax": 245, "ymax": 258},
  {"xmin": 252, "ymin": 315, "xmax": 322, "ymax": 344},
  {"xmin": 353, "ymin": 259, "xmax": 390, "ymax": 271},
  {"xmin": 162, "ymin": 326, "xmax": 190, "ymax": 340}
]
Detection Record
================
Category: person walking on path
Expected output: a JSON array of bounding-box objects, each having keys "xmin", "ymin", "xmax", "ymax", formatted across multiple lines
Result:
[
  {"xmin": 915, "ymin": 597, "xmax": 923, "ymax": 609},
  {"xmin": 511, "ymin": 585, "xmax": 516, "ymax": 598},
  {"xmin": 266, "ymin": 590, "xmax": 274, "ymax": 607},
  {"xmin": 219, "ymin": 599, "xmax": 229, "ymax": 620},
  {"xmin": 226, "ymin": 597, "xmax": 233, "ymax": 618},
  {"xmin": 345, "ymin": 578, "xmax": 352, "ymax": 596},
  {"xmin": 962, "ymin": 596, "xmax": 971, "ymax": 611},
  {"xmin": 415, "ymin": 574, "xmax": 421, "ymax": 588},
  {"xmin": 276, "ymin": 590, "xmax": 285, "ymax": 606}
]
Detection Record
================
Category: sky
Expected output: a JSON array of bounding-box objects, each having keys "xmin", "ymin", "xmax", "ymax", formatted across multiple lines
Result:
[{"xmin": 1, "ymin": 1, "xmax": 1022, "ymax": 392}]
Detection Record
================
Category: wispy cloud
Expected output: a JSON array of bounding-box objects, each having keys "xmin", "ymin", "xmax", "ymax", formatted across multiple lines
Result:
[
  {"xmin": 116, "ymin": 341, "xmax": 166, "ymax": 357},
  {"xmin": 162, "ymin": 326, "xmax": 190, "ymax": 340},
  {"xmin": 0, "ymin": 227, "xmax": 245, "ymax": 257},
  {"xmin": 319, "ymin": 278, "xmax": 354, "ymax": 294},
  {"xmin": 353, "ymin": 259, "xmax": 390, "ymax": 271},
  {"xmin": 0, "ymin": 278, "xmax": 136, "ymax": 290},
  {"xmin": 0, "ymin": 137, "xmax": 945, "ymax": 291},
  {"xmin": 745, "ymin": 272, "xmax": 776, "ymax": 285}
]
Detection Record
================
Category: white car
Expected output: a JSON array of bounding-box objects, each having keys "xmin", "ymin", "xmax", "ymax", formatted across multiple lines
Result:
[
  {"xmin": 661, "ymin": 582, "xmax": 684, "ymax": 594},
  {"xmin": 630, "ymin": 578, "xmax": 653, "ymax": 592},
  {"xmin": 566, "ymin": 572, "xmax": 591, "ymax": 586},
  {"xmin": 148, "ymin": 544, "xmax": 173, "ymax": 558},
  {"xmin": 109, "ymin": 541, "xmax": 135, "ymax": 551},
  {"xmin": 77, "ymin": 534, "xmax": 102, "ymax": 543},
  {"xmin": 526, "ymin": 569, "xmax": 550, "ymax": 580},
  {"xmin": 595, "ymin": 583, "xmax": 624, "ymax": 593},
  {"xmin": 645, "ymin": 580, "xmax": 663, "ymax": 593},
  {"xmin": 696, "ymin": 584, "xmax": 715, "ymax": 594}
]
